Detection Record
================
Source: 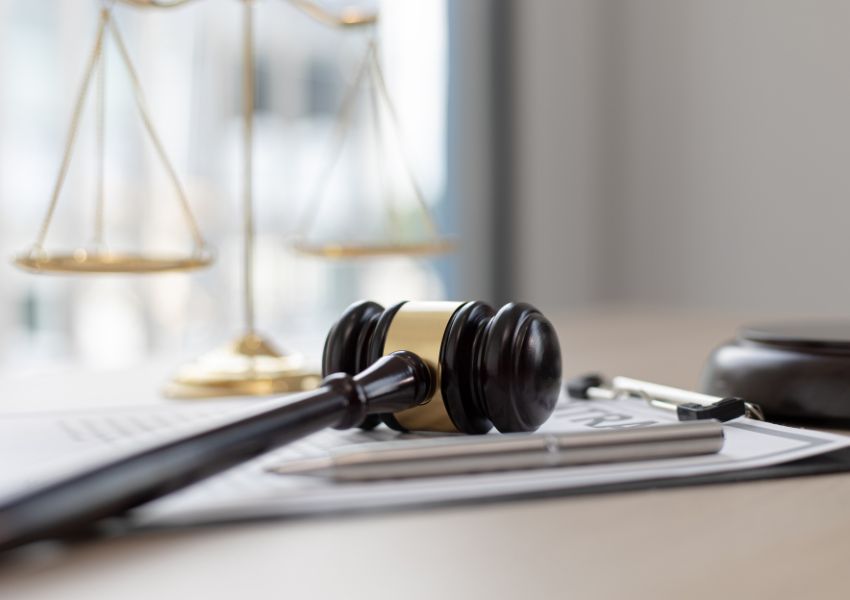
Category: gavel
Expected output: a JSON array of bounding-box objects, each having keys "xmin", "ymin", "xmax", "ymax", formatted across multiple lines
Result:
[{"xmin": 0, "ymin": 300, "xmax": 561, "ymax": 552}]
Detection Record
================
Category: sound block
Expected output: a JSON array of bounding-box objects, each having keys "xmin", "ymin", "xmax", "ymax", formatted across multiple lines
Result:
[{"xmin": 701, "ymin": 321, "xmax": 850, "ymax": 424}]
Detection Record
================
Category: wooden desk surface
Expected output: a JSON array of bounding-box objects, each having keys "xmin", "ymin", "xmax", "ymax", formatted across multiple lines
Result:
[{"xmin": 2, "ymin": 309, "xmax": 848, "ymax": 600}]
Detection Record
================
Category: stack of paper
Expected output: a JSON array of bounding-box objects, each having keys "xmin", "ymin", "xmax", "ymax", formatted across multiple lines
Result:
[{"xmin": 0, "ymin": 390, "xmax": 846, "ymax": 529}]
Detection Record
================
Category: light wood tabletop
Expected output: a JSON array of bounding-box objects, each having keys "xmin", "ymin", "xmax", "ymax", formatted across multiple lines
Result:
[{"xmin": 2, "ymin": 309, "xmax": 849, "ymax": 600}]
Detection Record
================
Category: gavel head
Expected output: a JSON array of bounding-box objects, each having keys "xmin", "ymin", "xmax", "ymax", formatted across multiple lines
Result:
[{"xmin": 323, "ymin": 300, "xmax": 562, "ymax": 434}]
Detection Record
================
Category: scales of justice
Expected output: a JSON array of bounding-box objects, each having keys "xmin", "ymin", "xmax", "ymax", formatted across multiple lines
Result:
[{"xmin": 13, "ymin": 0, "xmax": 453, "ymax": 399}]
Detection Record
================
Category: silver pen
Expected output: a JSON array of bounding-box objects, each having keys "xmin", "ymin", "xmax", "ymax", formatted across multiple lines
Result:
[{"xmin": 268, "ymin": 421, "xmax": 724, "ymax": 482}]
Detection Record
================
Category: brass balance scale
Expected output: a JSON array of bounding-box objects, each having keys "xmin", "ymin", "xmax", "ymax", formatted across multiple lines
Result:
[{"xmin": 13, "ymin": 0, "xmax": 453, "ymax": 398}]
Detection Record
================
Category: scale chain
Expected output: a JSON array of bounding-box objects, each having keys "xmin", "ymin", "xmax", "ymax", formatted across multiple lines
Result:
[
  {"xmin": 31, "ymin": 5, "xmax": 208, "ymax": 258},
  {"xmin": 32, "ymin": 9, "xmax": 110, "ymax": 254},
  {"xmin": 107, "ymin": 15, "xmax": 208, "ymax": 253}
]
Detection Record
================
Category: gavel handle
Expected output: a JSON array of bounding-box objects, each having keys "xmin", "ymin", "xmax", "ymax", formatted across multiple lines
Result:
[{"xmin": 0, "ymin": 351, "xmax": 432, "ymax": 553}]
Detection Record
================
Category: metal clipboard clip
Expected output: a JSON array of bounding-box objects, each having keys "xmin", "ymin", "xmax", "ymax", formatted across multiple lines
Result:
[{"xmin": 567, "ymin": 374, "xmax": 765, "ymax": 422}]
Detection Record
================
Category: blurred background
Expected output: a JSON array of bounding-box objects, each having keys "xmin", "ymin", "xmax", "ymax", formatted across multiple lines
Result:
[
  {"xmin": 2, "ymin": 0, "xmax": 850, "ymax": 372},
  {"xmin": 0, "ymin": 0, "xmax": 447, "ymax": 370}
]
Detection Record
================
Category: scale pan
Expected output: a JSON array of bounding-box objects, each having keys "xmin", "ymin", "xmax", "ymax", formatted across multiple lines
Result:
[
  {"xmin": 291, "ymin": 238, "xmax": 456, "ymax": 259},
  {"xmin": 14, "ymin": 249, "xmax": 213, "ymax": 274}
]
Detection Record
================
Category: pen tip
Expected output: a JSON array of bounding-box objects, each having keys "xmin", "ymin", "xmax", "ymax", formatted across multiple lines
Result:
[{"xmin": 266, "ymin": 456, "xmax": 332, "ymax": 477}]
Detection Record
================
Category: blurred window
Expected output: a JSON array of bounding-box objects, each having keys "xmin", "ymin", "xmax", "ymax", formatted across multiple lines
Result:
[{"xmin": 0, "ymin": 0, "xmax": 448, "ymax": 368}]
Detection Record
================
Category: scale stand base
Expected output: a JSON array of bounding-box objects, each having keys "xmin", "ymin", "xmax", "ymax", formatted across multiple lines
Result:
[{"xmin": 164, "ymin": 333, "xmax": 321, "ymax": 399}]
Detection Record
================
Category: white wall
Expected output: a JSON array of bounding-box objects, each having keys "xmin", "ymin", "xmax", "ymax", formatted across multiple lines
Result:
[
  {"xmin": 513, "ymin": 0, "xmax": 606, "ymax": 311},
  {"xmin": 514, "ymin": 0, "xmax": 850, "ymax": 314}
]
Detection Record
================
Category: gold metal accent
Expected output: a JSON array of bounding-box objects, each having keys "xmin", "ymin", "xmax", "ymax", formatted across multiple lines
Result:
[
  {"xmin": 383, "ymin": 301, "xmax": 463, "ymax": 433},
  {"xmin": 166, "ymin": 0, "xmax": 318, "ymax": 398},
  {"xmin": 288, "ymin": 0, "xmax": 377, "ymax": 28},
  {"xmin": 164, "ymin": 333, "xmax": 321, "ymax": 399},
  {"xmin": 14, "ymin": 250, "xmax": 213, "ymax": 274},
  {"xmin": 242, "ymin": 0, "xmax": 257, "ymax": 336},
  {"xmin": 292, "ymin": 239, "xmax": 456, "ymax": 260},
  {"xmin": 13, "ymin": 6, "xmax": 211, "ymax": 276}
]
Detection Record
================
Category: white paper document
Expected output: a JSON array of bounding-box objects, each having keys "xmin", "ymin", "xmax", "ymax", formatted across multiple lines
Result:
[{"xmin": 0, "ymin": 391, "xmax": 847, "ymax": 528}]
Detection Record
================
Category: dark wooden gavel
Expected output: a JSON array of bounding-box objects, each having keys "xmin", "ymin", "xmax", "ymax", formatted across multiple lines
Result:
[{"xmin": 0, "ymin": 301, "xmax": 561, "ymax": 552}]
